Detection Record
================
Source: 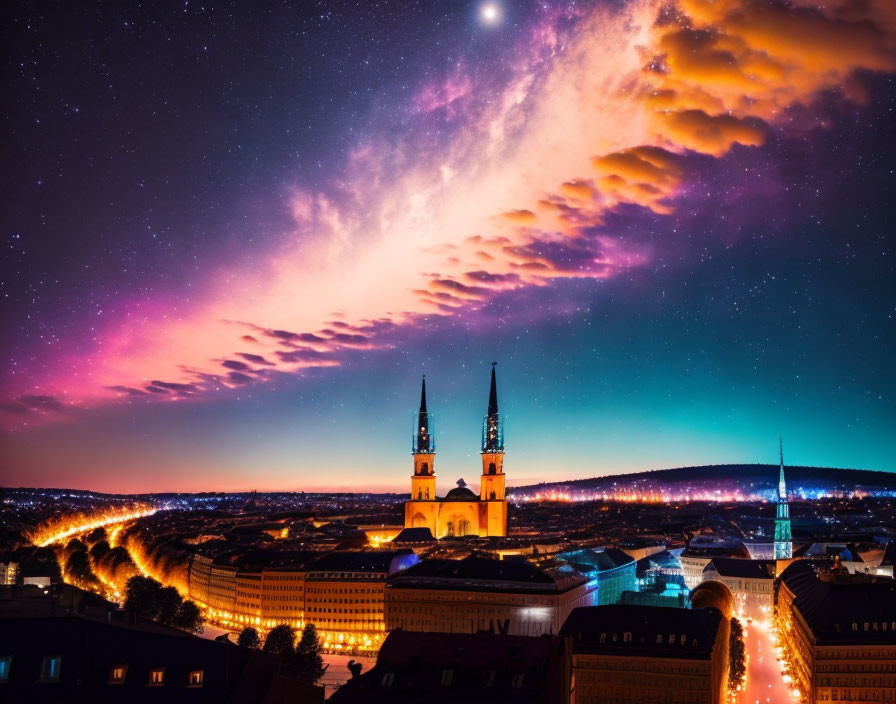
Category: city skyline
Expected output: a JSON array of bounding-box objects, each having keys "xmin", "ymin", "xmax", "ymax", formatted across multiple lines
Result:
[{"xmin": 3, "ymin": 0, "xmax": 895, "ymax": 492}]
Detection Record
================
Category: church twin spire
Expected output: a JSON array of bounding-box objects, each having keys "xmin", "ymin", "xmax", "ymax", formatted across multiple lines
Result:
[{"xmin": 414, "ymin": 375, "xmax": 433, "ymax": 454}]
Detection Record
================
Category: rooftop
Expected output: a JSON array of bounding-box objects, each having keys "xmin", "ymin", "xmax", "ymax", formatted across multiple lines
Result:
[
  {"xmin": 778, "ymin": 560, "xmax": 896, "ymax": 644},
  {"xmin": 560, "ymin": 604, "xmax": 723, "ymax": 660}
]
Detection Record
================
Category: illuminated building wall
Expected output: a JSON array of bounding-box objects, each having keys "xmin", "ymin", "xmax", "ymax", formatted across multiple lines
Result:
[
  {"xmin": 384, "ymin": 555, "xmax": 597, "ymax": 637},
  {"xmin": 206, "ymin": 563, "xmax": 237, "ymax": 614},
  {"xmin": 235, "ymin": 570, "xmax": 261, "ymax": 622},
  {"xmin": 260, "ymin": 568, "xmax": 306, "ymax": 627},
  {"xmin": 560, "ymin": 582, "xmax": 733, "ymax": 704},
  {"xmin": 776, "ymin": 561, "xmax": 896, "ymax": 704}
]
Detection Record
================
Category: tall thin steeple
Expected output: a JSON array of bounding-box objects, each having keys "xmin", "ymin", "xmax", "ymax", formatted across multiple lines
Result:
[
  {"xmin": 778, "ymin": 436, "xmax": 787, "ymax": 501},
  {"xmin": 415, "ymin": 376, "xmax": 432, "ymax": 453},
  {"xmin": 774, "ymin": 436, "xmax": 793, "ymax": 559},
  {"xmin": 482, "ymin": 362, "xmax": 503, "ymax": 452},
  {"xmin": 488, "ymin": 363, "xmax": 499, "ymax": 417}
]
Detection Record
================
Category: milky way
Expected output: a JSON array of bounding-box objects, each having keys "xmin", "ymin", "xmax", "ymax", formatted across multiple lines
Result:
[{"xmin": 3, "ymin": 0, "xmax": 895, "ymax": 491}]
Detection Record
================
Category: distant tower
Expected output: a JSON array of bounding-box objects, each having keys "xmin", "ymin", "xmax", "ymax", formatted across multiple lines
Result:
[
  {"xmin": 774, "ymin": 437, "xmax": 793, "ymax": 559},
  {"xmin": 480, "ymin": 363, "xmax": 508, "ymax": 536},
  {"xmin": 411, "ymin": 376, "xmax": 436, "ymax": 501}
]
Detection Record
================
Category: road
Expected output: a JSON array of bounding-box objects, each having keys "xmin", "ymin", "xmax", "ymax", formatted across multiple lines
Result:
[{"xmin": 741, "ymin": 618, "xmax": 795, "ymax": 704}]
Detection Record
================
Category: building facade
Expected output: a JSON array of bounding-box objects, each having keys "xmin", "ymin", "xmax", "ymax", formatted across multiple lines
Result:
[
  {"xmin": 559, "ymin": 581, "xmax": 733, "ymax": 704},
  {"xmin": 384, "ymin": 555, "xmax": 597, "ymax": 637},
  {"xmin": 403, "ymin": 367, "xmax": 508, "ymax": 538},
  {"xmin": 776, "ymin": 561, "xmax": 896, "ymax": 704}
]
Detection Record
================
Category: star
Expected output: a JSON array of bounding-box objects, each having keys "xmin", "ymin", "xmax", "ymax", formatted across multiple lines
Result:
[{"xmin": 480, "ymin": 3, "xmax": 501, "ymax": 26}]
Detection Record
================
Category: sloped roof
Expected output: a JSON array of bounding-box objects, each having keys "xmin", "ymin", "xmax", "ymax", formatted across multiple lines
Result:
[
  {"xmin": 703, "ymin": 558, "xmax": 775, "ymax": 580},
  {"xmin": 560, "ymin": 604, "xmax": 722, "ymax": 660},
  {"xmin": 394, "ymin": 527, "xmax": 435, "ymax": 543},
  {"xmin": 778, "ymin": 561, "xmax": 896, "ymax": 644}
]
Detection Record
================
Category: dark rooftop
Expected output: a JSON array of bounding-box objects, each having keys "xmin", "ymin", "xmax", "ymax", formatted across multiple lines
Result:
[
  {"xmin": 387, "ymin": 556, "xmax": 576, "ymax": 594},
  {"xmin": 560, "ymin": 604, "xmax": 723, "ymax": 660},
  {"xmin": 778, "ymin": 560, "xmax": 896, "ymax": 644},
  {"xmin": 307, "ymin": 550, "xmax": 413, "ymax": 575},
  {"xmin": 328, "ymin": 629, "xmax": 559, "ymax": 704},
  {"xmin": 393, "ymin": 527, "xmax": 435, "ymax": 543},
  {"xmin": 704, "ymin": 558, "xmax": 775, "ymax": 580}
]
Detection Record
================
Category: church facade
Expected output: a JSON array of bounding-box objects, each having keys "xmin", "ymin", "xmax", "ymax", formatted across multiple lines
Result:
[{"xmin": 403, "ymin": 365, "xmax": 508, "ymax": 538}]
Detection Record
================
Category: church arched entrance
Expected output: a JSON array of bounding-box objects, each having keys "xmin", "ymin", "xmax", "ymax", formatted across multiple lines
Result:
[{"xmin": 412, "ymin": 512, "xmax": 427, "ymax": 528}]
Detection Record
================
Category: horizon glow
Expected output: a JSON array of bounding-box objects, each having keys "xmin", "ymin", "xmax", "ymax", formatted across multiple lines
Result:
[{"xmin": 2, "ymin": 0, "xmax": 895, "ymax": 492}]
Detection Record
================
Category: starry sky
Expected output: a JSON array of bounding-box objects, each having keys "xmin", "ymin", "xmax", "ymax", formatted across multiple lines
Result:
[{"xmin": 2, "ymin": 0, "xmax": 895, "ymax": 493}]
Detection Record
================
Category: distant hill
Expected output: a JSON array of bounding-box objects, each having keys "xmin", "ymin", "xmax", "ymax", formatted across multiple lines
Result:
[{"xmin": 510, "ymin": 464, "xmax": 896, "ymax": 496}]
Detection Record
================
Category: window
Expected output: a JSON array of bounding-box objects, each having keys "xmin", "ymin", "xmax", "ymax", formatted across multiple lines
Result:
[
  {"xmin": 623, "ymin": 632, "xmax": 631, "ymax": 643},
  {"xmin": 441, "ymin": 669, "xmax": 454, "ymax": 686},
  {"xmin": 109, "ymin": 665, "xmax": 127, "ymax": 684},
  {"xmin": 380, "ymin": 672, "xmax": 395, "ymax": 687},
  {"xmin": 0, "ymin": 656, "xmax": 10, "ymax": 682},
  {"xmin": 148, "ymin": 668, "xmax": 165, "ymax": 686},
  {"xmin": 512, "ymin": 673, "xmax": 525, "ymax": 688},
  {"xmin": 39, "ymin": 655, "xmax": 61, "ymax": 682},
  {"xmin": 188, "ymin": 670, "xmax": 204, "ymax": 687}
]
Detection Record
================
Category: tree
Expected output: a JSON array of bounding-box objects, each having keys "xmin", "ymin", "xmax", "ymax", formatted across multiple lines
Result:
[
  {"xmin": 173, "ymin": 600, "xmax": 203, "ymax": 634},
  {"xmin": 728, "ymin": 617, "xmax": 746, "ymax": 691},
  {"xmin": 125, "ymin": 575, "xmax": 163, "ymax": 618},
  {"xmin": 238, "ymin": 627, "xmax": 261, "ymax": 649},
  {"xmin": 65, "ymin": 550, "xmax": 97, "ymax": 585},
  {"xmin": 263, "ymin": 624, "xmax": 296, "ymax": 657},
  {"xmin": 286, "ymin": 623, "xmax": 328, "ymax": 684},
  {"xmin": 155, "ymin": 586, "xmax": 183, "ymax": 626}
]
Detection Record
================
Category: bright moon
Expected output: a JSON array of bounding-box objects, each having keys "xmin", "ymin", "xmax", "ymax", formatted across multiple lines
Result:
[{"xmin": 480, "ymin": 3, "xmax": 500, "ymax": 24}]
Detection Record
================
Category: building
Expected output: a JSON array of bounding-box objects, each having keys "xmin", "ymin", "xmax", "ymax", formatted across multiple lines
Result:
[
  {"xmin": 701, "ymin": 557, "xmax": 774, "ymax": 620},
  {"xmin": 680, "ymin": 537, "xmax": 750, "ymax": 590},
  {"xmin": 404, "ymin": 367, "xmax": 509, "ymax": 538},
  {"xmin": 776, "ymin": 560, "xmax": 896, "ymax": 704},
  {"xmin": 559, "ymin": 581, "xmax": 734, "ymax": 704},
  {"xmin": 186, "ymin": 549, "xmax": 417, "ymax": 651},
  {"xmin": 328, "ymin": 629, "xmax": 562, "ymax": 704},
  {"xmin": 0, "ymin": 562, "xmax": 19, "ymax": 585},
  {"xmin": 774, "ymin": 438, "xmax": 793, "ymax": 560},
  {"xmin": 558, "ymin": 548, "xmax": 636, "ymax": 605},
  {"xmin": 384, "ymin": 555, "xmax": 596, "ymax": 637},
  {"xmin": 304, "ymin": 550, "xmax": 418, "ymax": 652},
  {"xmin": 0, "ymin": 583, "xmax": 324, "ymax": 703}
]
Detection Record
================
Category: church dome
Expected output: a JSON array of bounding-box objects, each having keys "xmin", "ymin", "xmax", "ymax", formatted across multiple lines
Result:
[{"xmin": 444, "ymin": 486, "xmax": 479, "ymax": 502}]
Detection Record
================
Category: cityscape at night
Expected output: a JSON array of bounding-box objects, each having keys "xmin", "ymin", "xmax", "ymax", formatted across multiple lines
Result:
[{"xmin": 2, "ymin": 0, "xmax": 895, "ymax": 702}]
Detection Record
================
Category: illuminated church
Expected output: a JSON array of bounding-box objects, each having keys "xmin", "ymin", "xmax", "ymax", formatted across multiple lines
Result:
[{"xmin": 403, "ymin": 365, "xmax": 508, "ymax": 538}]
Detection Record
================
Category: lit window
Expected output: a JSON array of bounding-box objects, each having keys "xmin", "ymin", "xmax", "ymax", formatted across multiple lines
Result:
[
  {"xmin": 0, "ymin": 656, "xmax": 11, "ymax": 682},
  {"xmin": 39, "ymin": 655, "xmax": 61, "ymax": 682},
  {"xmin": 148, "ymin": 668, "xmax": 165, "ymax": 686},
  {"xmin": 109, "ymin": 665, "xmax": 127, "ymax": 684},
  {"xmin": 188, "ymin": 670, "xmax": 204, "ymax": 687}
]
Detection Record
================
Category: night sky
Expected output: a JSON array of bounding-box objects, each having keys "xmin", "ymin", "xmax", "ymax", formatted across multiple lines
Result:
[{"xmin": 2, "ymin": 0, "xmax": 894, "ymax": 493}]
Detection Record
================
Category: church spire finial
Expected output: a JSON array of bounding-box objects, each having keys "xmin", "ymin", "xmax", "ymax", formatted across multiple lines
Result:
[{"xmin": 488, "ymin": 362, "xmax": 498, "ymax": 417}]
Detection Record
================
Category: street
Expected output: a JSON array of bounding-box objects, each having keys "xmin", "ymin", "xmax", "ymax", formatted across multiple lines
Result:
[{"xmin": 740, "ymin": 618, "xmax": 796, "ymax": 704}]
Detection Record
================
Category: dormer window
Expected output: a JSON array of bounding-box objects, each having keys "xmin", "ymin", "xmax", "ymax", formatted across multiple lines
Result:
[
  {"xmin": 148, "ymin": 668, "xmax": 165, "ymax": 686},
  {"xmin": 109, "ymin": 665, "xmax": 127, "ymax": 684},
  {"xmin": 39, "ymin": 655, "xmax": 61, "ymax": 683},
  {"xmin": 188, "ymin": 670, "xmax": 204, "ymax": 687}
]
